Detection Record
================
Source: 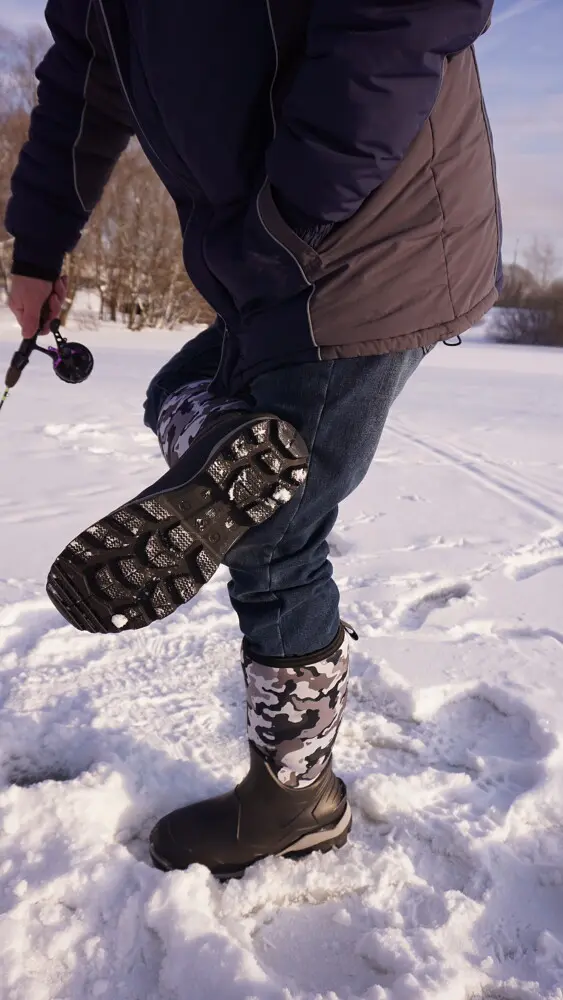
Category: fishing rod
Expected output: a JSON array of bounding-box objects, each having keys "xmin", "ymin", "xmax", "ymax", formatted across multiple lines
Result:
[{"xmin": 0, "ymin": 309, "xmax": 94, "ymax": 414}]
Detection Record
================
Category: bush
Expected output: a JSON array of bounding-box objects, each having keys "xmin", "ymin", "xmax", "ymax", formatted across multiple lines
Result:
[
  {"xmin": 490, "ymin": 291, "xmax": 563, "ymax": 348},
  {"xmin": 497, "ymin": 264, "xmax": 540, "ymax": 309},
  {"xmin": 493, "ymin": 241, "xmax": 563, "ymax": 347}
]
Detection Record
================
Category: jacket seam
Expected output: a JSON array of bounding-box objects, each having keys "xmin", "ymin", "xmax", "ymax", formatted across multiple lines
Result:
[
  {"xmin": 428, "ymin": 115, "xmax": 456, "ymax": 320},
  {"xmin": 181, "ymin": 197, "xmax": 195, "ymax": 244},
  {"xmin": 97, "ymin": 2, "xmax": 169, "ymax": 174},
  {"xmin": 318, "ymin": 287, "xmax": 498, "ymax": 358},
  {"xmin": 230, "ymin": 282, "xmax": 496, "ymax": 385},
  {"xmin": 471, "ymin": 48, "xmax": 502, "ymax": 290},
  {"xmin": 72, "ymin": 0, "xmax": 96, "ymax": 213},
  {"xmin": 260, "ymin": 0, "xmax": 320, "ymax": 358}
]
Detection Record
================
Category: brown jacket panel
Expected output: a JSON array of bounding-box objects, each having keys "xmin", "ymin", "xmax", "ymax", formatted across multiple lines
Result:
[{"xmin": 270, "ymin": 47, "xmax": 503, "ymax": 354}]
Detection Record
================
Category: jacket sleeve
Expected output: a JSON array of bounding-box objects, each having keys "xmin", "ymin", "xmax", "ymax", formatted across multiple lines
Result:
[
  {"xmin": 5, "ymin": 0, "xmax": 134, "ymax": 279},
  {"xmin": 266, "ymin": 0, "xmax": 494, "ymax": 223}
]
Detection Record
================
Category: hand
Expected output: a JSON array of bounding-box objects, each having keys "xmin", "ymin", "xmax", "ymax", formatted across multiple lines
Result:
[{"xmin": 8, "ymin": 275, "xmax": 68, "ymax": 339}]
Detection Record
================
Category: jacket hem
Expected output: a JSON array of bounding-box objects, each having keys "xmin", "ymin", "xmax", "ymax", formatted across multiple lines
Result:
[
  {"xmin": 224, "ymin": 285, "xmax": 498, "ymax": 392},
  {"xmin": 317, "ymin": 287, "xmax": 498, "ymax": 360}
]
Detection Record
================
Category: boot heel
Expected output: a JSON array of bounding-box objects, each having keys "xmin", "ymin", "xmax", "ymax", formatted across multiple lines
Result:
[
  {"xmin": 332, "ymin": 824, "xmax": 352, "ymax": 850},
  {"xmin": 319, "ymin": 817, "xmax": 352, "ymax": 854},
  {"xmin": 283, "ymin": 812, "xmax": 352, "ymax": 862}
]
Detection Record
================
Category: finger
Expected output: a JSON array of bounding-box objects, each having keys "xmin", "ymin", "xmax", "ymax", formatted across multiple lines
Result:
[
  {"xmin": 37, "ymin": 297, "xmax": 53, "ymax": 335},
  {"xmin": 54, "ymin": 275, "xmax": 68, "ymax": 299},
  {"xmin": 44, "ymin": 291, "xmax": 64, "ymax": 330},
  {"xmin": 21, "ymin": 307, "xmax": 40, "ymax": 339}
]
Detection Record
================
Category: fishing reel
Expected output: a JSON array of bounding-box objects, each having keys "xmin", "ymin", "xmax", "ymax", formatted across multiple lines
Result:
[
  {"xmin": 4, "ymin": 319, "xmax": 94, "ymax": 392},
  {"xmin": 31, "ymin": 319, "xmax": 94, "ymax": 384}
]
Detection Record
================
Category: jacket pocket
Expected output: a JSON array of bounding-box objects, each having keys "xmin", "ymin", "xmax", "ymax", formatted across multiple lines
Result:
[
  {"xmin": 202, "ymin": 182, "xmax": 323, "ymax": 317},
  {"xmin": 255, "ymin": 182, "xmax": 323, "ymax": 280}
]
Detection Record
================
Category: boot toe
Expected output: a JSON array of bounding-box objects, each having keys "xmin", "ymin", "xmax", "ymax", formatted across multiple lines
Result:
[{"xmin": 149, "ymin": 815, "xmax": 195, "ymax": 871}]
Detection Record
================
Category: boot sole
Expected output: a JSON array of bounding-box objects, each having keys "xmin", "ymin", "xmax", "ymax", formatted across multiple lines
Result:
[
  {"xmin": 149, "ymin": 803, "xmax": 352, "ymax": 879},
  {"xmin": 46, "ymin": 415, "xmax": 308, "ymax": 633}
]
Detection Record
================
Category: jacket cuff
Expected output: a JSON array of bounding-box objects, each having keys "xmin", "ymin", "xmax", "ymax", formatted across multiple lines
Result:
[
  {"xmin": 11, "ymin": 258, "xmax": 61, "ymax": 283},
  {"xmin": 11, "ymin": 240, "xmax": 64, "ymax": 283},
  {"xmin": 272, "ymin": 189, "xmax": 334, "ymax": 250}
]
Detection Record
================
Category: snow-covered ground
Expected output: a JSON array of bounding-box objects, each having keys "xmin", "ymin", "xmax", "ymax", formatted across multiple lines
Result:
[{"xmin": 1, "ymin": 305, "xmax": 563, "ymax": 1000}]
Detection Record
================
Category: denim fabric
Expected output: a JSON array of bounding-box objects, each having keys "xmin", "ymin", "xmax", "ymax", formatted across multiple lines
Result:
[{"xmin": 144, "ymin": 330, "xmax": 426, "ymax": 657}]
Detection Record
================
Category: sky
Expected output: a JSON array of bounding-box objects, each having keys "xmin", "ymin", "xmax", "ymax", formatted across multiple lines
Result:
[{"xmin": 2, "ymin": 0, "xmax": 563, "ymax": 268}]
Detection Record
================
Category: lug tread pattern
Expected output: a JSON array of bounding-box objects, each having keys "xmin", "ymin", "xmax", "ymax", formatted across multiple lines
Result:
[{"xmin": 46, "ymin": 417, "xmax": 308, "ymax": 633}]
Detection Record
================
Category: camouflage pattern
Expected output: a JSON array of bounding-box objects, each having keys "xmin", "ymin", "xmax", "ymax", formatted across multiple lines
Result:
[
  {"xmin": 242, "ymin": 633, "xmax": 350, "ymax": 788},
  {"xmin": 157, "ymin": 378, "xmax": 248, "ymax": 467}
]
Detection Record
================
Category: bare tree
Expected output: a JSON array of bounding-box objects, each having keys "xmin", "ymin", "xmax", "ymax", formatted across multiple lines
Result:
[
  {"xmin": 0, "ymin": 25, "xmax": 50, "ymax": 267},
  {"xmin": 497, "ymin": 262, "xmax": 539, "ymax": 308},
  {"xmin": 491, "ymin": 239, "xmax": 563, "ymax": 348},
  {"xmin": 0, "ymin": 24, "xmax": 49, "ymax": 113},
  {"xmin": 1, "ymin": 23, "xmax": 214, "ymax": 327},
  {"xmin": 524, "ymin": 238, "xmax": 561, "ymax": 290}
]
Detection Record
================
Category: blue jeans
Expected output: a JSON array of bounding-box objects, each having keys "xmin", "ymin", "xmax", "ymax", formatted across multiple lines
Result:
[{"xmin": 145, "ymin": 325, "xmax": 426, "ymax": 658}]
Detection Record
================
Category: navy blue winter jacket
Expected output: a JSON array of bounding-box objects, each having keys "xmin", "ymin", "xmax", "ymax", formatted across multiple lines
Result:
[{"xmin": 6, "ymin": 1, "xmax": 498, "ymax": 388}]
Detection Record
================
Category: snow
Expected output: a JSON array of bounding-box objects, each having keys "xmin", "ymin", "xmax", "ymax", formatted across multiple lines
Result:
[{"xmin": 1, "ymin": 305, "xmax": 563, "ymax": 1000}]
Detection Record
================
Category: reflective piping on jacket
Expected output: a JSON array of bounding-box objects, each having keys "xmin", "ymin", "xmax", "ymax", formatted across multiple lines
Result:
[
  {"xmin": 98, "ymin": 1, "xmax": 231, "ymax": 328},
  {"xmin": 97, "ymin": 1, "xmax": 170, "ymax": 175},
  {"xmin": 72, "ymin": 0, "xmax": 96, "ymax": 213},
  {"xmin": 260, "ymin": 0, "xmax": 321, "ymax": 359}
]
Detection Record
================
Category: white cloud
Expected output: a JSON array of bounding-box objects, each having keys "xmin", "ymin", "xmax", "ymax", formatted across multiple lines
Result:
[
  {"xmin": 492, "ymin": 125, "xmax": 563, "ymax": 261},
  {"xmin": 493, "ymin": 0, "xmax": 549, "ymax": 26},
  {"xmin": 0, "ymin": 1, "xmax": 44, "ymax": 29}
]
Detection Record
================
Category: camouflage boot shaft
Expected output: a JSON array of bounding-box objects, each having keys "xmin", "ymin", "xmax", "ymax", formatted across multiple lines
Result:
[
  {"xmin": 157, "ymin": 378, "xmax": 250, "ymax": 467},
  {"xmin": 242, "ymin": 623, "xmax": 355, "ymax": 789}
]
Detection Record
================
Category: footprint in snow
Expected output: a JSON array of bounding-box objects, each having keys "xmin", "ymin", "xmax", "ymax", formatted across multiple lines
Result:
[
  {"xmin": 504, "ymin": 531, "xmax": 563, "ymax": 582},
  {"xmin": 2, "ymin": 707, "xmax": 96, "ymax": 788},
  {"xmin": 253, "ymin": 892, "xmax": 379, "ymax": 997},
  {"xmin": 0, "ymin": 599, "xmax": 67, "ymax": 658},
  {"xmin": 398, "ymin": 493, "xmax": 429, "ymax": 502},
  {"xmin": 355, "ymin": 686, "xmax": 551, "ymax": 806},
  {"xmin": 6, "ymin": 762, "xmax": 88, "ymax": 787},
  {"xmin": 42, "ymin": 422, "xmax": 159, "ymax": 463},
  {"xmin": 473, "ymin": 989, "xmax": 542, "ymax": 1000},
  {"xmin": 352, "ymin": 683, "xmax": 553, "ymax": 905},
  {"xmin": 393, "ymin": 580, "xmax": 473, "ymax": 630}
]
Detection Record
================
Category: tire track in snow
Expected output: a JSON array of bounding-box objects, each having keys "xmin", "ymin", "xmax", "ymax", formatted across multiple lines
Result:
[
  {"xmin": 449, "ymin": 444, "xmax": 563, "ymax": 508},
  {"xmin": 387, "ymin": 422, "xmax": 563, "ymax": 527}
]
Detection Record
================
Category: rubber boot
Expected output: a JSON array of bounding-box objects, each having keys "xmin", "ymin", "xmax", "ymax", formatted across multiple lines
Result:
[
  {"xmin": 149, "ymin": 623, "xmax": 355, "ymax": 878},
  {"xmin": 47, "ymin": 394, "xmax": 308, "ymax": 633}
]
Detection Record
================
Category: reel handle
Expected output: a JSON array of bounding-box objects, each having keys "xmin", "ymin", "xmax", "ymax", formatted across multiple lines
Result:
[
  {"xmin": 4, "ymin": 299, "xmax": 51, "ymax": 388},
  {"xmin": 5, "ymin": 335, "xmax": 39, "ymax": 388}
]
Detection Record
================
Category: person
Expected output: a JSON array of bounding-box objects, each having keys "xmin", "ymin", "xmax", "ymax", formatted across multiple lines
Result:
[{"xmin": 6, "ymin": 0, "xmax": 500, "ymax": 879}]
